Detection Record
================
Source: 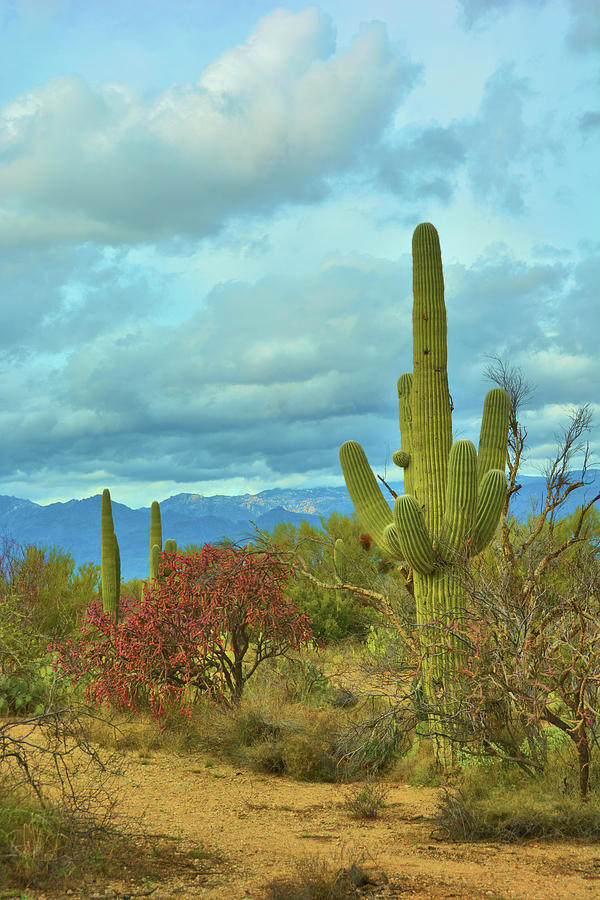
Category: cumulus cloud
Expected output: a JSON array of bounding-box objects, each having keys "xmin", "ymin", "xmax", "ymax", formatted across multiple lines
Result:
[
  {"xmin": 457, "ymin": 0, "xmax": 600, "ymax": 54},
  {"xmin": 377, "ymin": 125, "xmax": 466, "ymax": 203},
  {"xmin": 0, "ymin": 8, "xmax": 420, "ymax": 245},
  {"xmin": 0, "ymin": 244, "xmax": 168, "ymax": 357},
  {"xmin": 564, "ymin": 0, "xmax": 600, "ymax": 53},
  {"xmin": 0, "ymin": 240, "xmax": 597, "ymax": 498},
  {"xmin": 378, "ymin": 63, "xmax": 559, "ymax": 214},
  {"xmin": 456, "ymin": 0, "xmax": 546, "ymax": 29},
  {"xmin": 455, "ymin": 63, "xmax": 557, "ymax": 213}
]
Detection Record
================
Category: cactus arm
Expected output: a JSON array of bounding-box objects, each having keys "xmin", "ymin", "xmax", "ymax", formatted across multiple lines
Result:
[
  {"xmin": 383, "ymin": 522, "xmax": 404, "ymax": 558},
  {"xmin": 393, "ymin": 494, "xmax": 436, "ymax": 574},
  {"xmin": 471, "ymin": 469, "xmax": 507, "ymax": 554},
  {"xmin": 437, "ymin": 439, "xmax": 478, "ymax": 562},
  {"xmin": 339, "ymin": 440, "xmax": 394, "ymax": 555},
  {"xmin": 477, "ymin": 388, "xmax": 510, "ymax": 484},
  {"xmin": 397, "ymin": 372, "xmax": 414, "ymax": 495}
]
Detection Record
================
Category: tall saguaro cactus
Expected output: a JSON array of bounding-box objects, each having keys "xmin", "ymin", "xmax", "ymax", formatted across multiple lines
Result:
[
  {"xmin": 101, "ymin": 488, "xmax": 120, "ymax": 623},
  {"xmin": 339, "ymin": 223, "xmax": 509, "ymax": 769}
]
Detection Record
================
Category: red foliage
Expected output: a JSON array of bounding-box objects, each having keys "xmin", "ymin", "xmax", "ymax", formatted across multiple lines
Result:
[{"xmin": 51, "ymin": 544, "xmax": 314, "ymax": 721}]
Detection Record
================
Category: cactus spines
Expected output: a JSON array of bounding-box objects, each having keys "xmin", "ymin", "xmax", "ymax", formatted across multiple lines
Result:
[
  {"xmin": 339, "ymin": 222, "xmax": 509, "ymax": 770},
  {"xmin": 101, "ymin": 488, "xmax": 120, "ymax": 622}
]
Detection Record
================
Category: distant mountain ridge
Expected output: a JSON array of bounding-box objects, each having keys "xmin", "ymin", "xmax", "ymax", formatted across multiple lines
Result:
[{"xmin": 0, "ymin": 471, "xmax": 597, "ymax": 582}]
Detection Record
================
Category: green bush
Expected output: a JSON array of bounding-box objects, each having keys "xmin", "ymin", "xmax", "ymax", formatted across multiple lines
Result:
[{"xmin": 0, "ymin": 654, "xmax": 65, "ymax": 716}]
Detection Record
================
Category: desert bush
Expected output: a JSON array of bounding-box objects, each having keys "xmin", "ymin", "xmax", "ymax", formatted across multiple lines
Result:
[
  {"xmin": 0, "ymin": 707, "xmax": 131, "ymax": 892},
  {"xmin": 0, "ymin": 539, "xmax": 99, "ymax": 649},
  {"xmin": 53, "ymin": 545, "xmax": 315, "ymax": 720},
  {"xmin": 271, "ymin": 656, "xmax": 334, "ymax": 706},
  {"xmin": 263, "ymin": 849, "xmax": 379, "ymax": 900},
  {"xmin": 282, "ymin": 733, "xmax": 337, "ymax": 781},
  {"xmin": 433, "ymin": 785, "xmax": 600, "ymax": 841},
  {"xmin": 0, "ymin": 539, "xmax": 98, "ymax": 716},
  {"xmin": 259, "ymin": 514, "xmax": 393, "ymax": 644},
  {"xmin": 388, "ymin": 736, "xmax": 444, "ymax": 787},
  {"xmin": 245, "ymin": 738, "xmax": 287, "ymax": 774},
  {"xmin": 343, "ymin": 778, "xmax": 389, "ymax": 819}
]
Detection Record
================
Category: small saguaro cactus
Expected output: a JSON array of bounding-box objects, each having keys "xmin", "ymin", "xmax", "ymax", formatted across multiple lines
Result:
[
  {"xmin": 101, "ymin": 488, "xmax": 120, "ymax": 623},
  {"xmin": 141, "ymin": 500, "xmax": 164, "ymax": 602},
  {"xmin": 333, "ymin": 537, "xmax": 348, "ymax": 613},
  {"xmin": 150, "ymin": 500, "xmax": 163, "ymax": 580},
  {"xmin": 333, "ymin": 537, "xmax": 347, "ymax": 583},
  {"xmin": 339, "ymin": 223, "xmax": 509, "ymax": 769}
]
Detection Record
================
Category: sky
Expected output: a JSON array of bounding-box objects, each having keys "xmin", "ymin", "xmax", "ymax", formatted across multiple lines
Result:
[{"xmin": 0, "ymin": 0, "xmax": 598, "ymax": 508}]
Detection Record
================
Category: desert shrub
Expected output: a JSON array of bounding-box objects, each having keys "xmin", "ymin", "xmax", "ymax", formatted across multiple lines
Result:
[
  {"xmin": 245, "ymin": 739, "xmax": 287, "ymax": 774},
  {"xmin": 263, "ymin": 850, "xmax": 377, "ymax": 900},
  {"xmin": 53, "ymin": 546, "xmax": 315, "ymax": 720},
  {"xmin": 388, "ymin": 736, "xmax": 443, "ymax": 787},
  {"xmin": 292, "ymin": 582, "xmax": 379, "ymax": 644},
  {"xmin": 282, "ymin": 733, "xmax": 338, "ymax": 782},
  {"xmin": 0, "ymin": 540, "xmax": 99, "ymax": 716},
  {"xmin": 272, "ymin": 656, "xmax": 334, "ymax": 706},
  {"xmin": 233, "ymin": 708, "xmax": 283, "ymax": 746},
  {"xmin": 0, "ymin": 708, "xmax": 129, "ymax": 892},
  {"xmin": 0, "ymin": 654, "xmax": 64, "ymax": 716},
  {"xmin": 432, "ymin": 736, "xmax": 600, "ymax": 841},
  {"xmin": 263, "ymin": 516, "xmax": 389, "ymax": 645},
  {"xmin": 433, "ymin": 784, "xmax": 600, "ymax": 841},
  {"xmin": 0, "ymin": 539, "xmax": 100, "ymax": 650},
  {"xmin": 343, "ymin": 779, "xmax": 389, "ymax": 819},
  {"xmin": 331, "ymin": 709, "xmax": 411, "ymax": 780}
]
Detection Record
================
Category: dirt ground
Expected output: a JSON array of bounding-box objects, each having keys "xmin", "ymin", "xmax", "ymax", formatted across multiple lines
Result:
[{"xmin": 15, "ymin": 745, "xmax": 600, "ymax": 900}]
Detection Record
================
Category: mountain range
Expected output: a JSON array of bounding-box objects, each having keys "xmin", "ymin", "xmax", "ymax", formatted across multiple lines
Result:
[{"xmin": 0, "ymin": 471, "xmax": 598, "ymax": 582}]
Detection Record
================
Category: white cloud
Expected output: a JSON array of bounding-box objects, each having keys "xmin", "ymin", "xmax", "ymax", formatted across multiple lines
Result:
[
  {"xmin": 0, "ymin": 238, "xmax": 597, "ymax": 499},
  {"xmin": 0, "ymin": 8, "xmax": 419, "ymax": 245}
]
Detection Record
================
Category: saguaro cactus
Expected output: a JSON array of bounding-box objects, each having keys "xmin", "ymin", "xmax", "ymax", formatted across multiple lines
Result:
[
  {"xmin": 140, "ymin": 500, "xmax": 165, "ymax": 602},
  {"xmin": 339, "ymin": 223, "xmax": 509, "ymax": 769},
  {"xmin": 101, "ymin": 488, "xmax": 120, "ymax": 622},
  {"xmin": 150, "ymin": 501, "xmax": 163, "ymax": 579}
]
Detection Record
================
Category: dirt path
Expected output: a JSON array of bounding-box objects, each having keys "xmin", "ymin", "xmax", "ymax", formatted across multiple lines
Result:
[{"xmin": 22, "ymin": 747, "xmax": 600, "ymax": 900}]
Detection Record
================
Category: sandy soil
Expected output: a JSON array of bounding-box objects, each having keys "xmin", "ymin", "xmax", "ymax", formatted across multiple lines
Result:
[{"xmin": 17, "ymin": 746, "xmax": 600, "ymax": 900}]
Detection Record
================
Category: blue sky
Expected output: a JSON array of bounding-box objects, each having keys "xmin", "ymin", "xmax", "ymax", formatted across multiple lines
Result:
[{"xmin": 0, "ymin": 0, "xmax": 598, "ymax": 507}]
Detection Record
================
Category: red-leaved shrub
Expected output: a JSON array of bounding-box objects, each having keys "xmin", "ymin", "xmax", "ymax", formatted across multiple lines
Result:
[{"xmin": 52, "ymin": 544, "xmax": 315, "ymax": 721}]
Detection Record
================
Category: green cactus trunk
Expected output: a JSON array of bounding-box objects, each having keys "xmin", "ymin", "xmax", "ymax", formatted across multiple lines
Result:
[
  {"xmin": 150, "ymin": 501, "xmax": 163, "ymax": 579},
  {"xmin": 101, "ymin": 488, "xmax": 120, "ymax": 623},
  {"xmin": 141, "ymin": 501, "xmax": 165, "ymax": 602},
  {"xmin": 333, "ymin": 537, "xmax": 347, "ymax": 613},
  {"xmin": 339, "ymin": 223, "xmax": 509, "ymax": 770}
]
